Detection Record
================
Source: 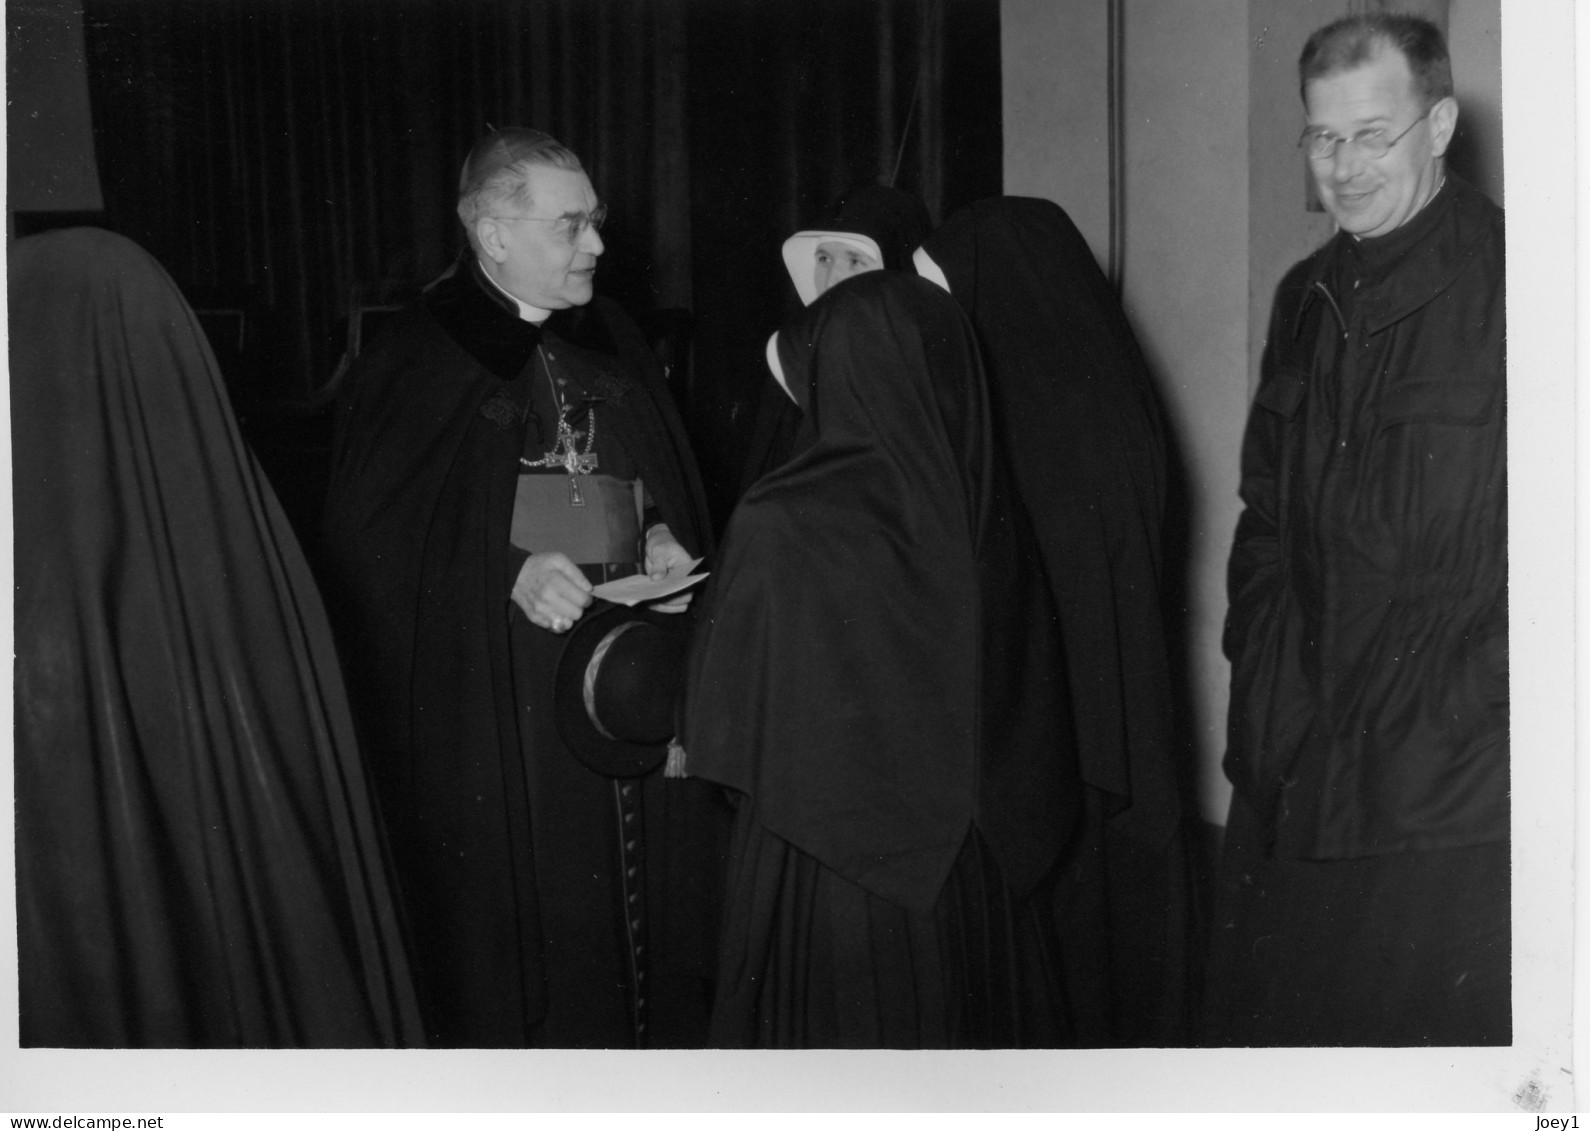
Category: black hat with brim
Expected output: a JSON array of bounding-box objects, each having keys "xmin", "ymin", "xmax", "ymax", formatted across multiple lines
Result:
[{"xmin": 554, "ymin": 600, "xmax": 692, "ymax": 778}]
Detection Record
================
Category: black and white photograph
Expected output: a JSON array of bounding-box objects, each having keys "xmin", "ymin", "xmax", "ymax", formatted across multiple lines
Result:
[{"xmin": 2, "ymin": 0, "xmax": 1576, "ymax": 1117}]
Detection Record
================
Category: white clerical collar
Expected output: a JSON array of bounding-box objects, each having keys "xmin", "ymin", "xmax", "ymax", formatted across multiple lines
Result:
[{"xmin": 478, "ymin": 258, "xmax": 552, "ymax": 324}]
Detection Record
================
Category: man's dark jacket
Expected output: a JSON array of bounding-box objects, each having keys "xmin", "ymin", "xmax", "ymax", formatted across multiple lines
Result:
[
  {"xmin": 1224, "ymin": 174, "xmax": 1507, "ymax": 860},
  {"xmin": 319, "ymin": 261, "xmax": 720, "ymax": 1046}
]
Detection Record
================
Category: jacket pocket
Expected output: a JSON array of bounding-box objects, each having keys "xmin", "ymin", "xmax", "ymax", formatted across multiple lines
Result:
[
  {"xmin": 1375, "ymin": 378, "xmax": 1498, "ymax": 429},
  {"xmin": 1254, "ymin": 367, "xmax": 1309, "ymax": 419},
  {"xmin": 1372, "ymin": 378, "xmax": 1504, "ymax": 519}
]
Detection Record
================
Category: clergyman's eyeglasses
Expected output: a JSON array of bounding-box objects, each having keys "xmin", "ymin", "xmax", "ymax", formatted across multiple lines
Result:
[
  {"xmin": 491, "ymin": 203, "xmax": 608, "ymax": 245},
  {"xmin": 1298, "ymin": 107, "xmax": 1432, "ymax": 161}
]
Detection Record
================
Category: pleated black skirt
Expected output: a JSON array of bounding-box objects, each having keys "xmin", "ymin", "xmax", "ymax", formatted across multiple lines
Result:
[{"xmin": 707, "ymin": 803, "xmax": 1077, "ymax": 1048}]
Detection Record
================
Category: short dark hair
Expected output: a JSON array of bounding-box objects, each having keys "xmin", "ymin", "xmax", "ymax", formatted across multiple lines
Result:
[
  {"xmin": 1299, "ymin": 13, "xmax": 1453, "ymax": 108},
  {"xmin": 457, "ymin": 127, "xmax": 585, "ymax": 249}
]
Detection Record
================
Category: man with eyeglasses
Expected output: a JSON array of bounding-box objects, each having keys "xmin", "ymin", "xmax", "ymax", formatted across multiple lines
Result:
[
  {"xmin": 1206, "ymin": 15, "xmax": 1507, "ymax": 1046},
  {"xmin": 322, "ymin": 128, "xmax": 726, "ymax": 1048}
]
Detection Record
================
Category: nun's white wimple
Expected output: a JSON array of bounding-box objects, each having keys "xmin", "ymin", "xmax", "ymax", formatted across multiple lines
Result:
[
  {"xmin": 913, "ymin": 246, "xmax": 951, "ymax": 294},
  {"xmin": 766, "ymin": 331, "xmax": 794, "ymax": 404}
]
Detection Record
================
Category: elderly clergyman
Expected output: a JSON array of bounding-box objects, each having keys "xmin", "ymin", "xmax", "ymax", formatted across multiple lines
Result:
[
  {"xmin": 1205, "ymin": 14, "xmax": 1507, "ymax": 1045},
  {"xmin": 321, "ymin": 128, "xmax": 725, "ymax": 1048}
]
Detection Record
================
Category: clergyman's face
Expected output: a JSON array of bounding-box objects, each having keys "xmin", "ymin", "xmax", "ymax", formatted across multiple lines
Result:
[
  {"xmin": 813, "ymin": 240, "xmax": 882, "ymax": 297},
  {"xmin": 488, "ymin": 164, "xmax": 604, "ymax": 309},
  {"xmin": 1303, "ymin": 46, "xmax": 1451, "ymax": 239}
]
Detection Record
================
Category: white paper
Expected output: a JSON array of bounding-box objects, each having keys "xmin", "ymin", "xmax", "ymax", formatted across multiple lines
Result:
[{"xmin": 591, "ymin": 558, "xmax": 708, "ymax": 606}]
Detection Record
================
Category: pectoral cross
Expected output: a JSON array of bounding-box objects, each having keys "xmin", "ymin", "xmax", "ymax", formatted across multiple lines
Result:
[
  {"xmin": 539, "ymin": 416, "xmax": 598, "ymax": 506},
  {"xmin": 522, "ymin": 353, "xmax": 601, "ymax": 506},
  {"xmin": 562, "ymin": 432, "xmax": 598, "ymax": 505},
  {"xmin": 559, "ymin": 431, "xmax": 599, "ymax": 475}
]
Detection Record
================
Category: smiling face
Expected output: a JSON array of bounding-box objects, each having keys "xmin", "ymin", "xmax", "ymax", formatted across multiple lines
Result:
[
  {"xmin": 813, "ymin": 240, "xmax": 882, "ymax": 297},
  {"xmin": 477, "ymin": 164, "xmax": 604, "ymax": 309},
  {"xmin": 1303, "ymin": 45, "xmax": 1456, "ymax": 239}
]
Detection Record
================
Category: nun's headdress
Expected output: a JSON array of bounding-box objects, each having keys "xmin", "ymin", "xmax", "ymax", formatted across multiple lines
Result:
[{"xmin": 781, "ymin": 184, "xmax": 932, "ymax": 305}]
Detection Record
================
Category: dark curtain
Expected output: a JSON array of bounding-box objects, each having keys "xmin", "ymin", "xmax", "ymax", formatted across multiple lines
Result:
[{"xmin": 80, "ymin": 0, "xmax": 1002, "ymax": 527}]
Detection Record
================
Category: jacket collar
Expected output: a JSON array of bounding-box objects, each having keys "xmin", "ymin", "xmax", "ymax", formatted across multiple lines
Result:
[{"xmin": 1296, "ymin": 174, "xmax": 1495, "ymax": 337}]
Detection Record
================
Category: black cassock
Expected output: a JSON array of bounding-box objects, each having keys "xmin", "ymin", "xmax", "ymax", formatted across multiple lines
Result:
[
  {"xmin": 321, "ymin": 259, "xmax": 728, "ymax": 1048},
  {"xmin": 683, "ymin": 272, "xmax": 1082, "ymax": 1048},
  {"xmin": 13, "ymin": 228, "xmax": 421, "ymax": 1047}
]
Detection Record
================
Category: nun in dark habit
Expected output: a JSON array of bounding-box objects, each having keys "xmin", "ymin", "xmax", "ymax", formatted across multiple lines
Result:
[
  {"xmin": 682, "ymin": 270, "xmax": 1084, "ymax": 1047},
  {"xmin": 12, "ymin": 228, "xmax": 422, "ymax": 1046},
  {"xmin": 735, "ymin": 183, "xmax": 934, "ymax": 497},
  {"xmin": 917, "ymin": 197, "xmax": 1193, "ymax": 1045}
]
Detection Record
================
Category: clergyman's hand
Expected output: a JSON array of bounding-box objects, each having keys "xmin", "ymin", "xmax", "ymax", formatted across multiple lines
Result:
[
  {"xmin": 644, "ymin": 524, "xmax": 694, "ymax": 614},
  {"xmin": 511, "ymin": 551, "xmax": 593, "ymax": 633}
]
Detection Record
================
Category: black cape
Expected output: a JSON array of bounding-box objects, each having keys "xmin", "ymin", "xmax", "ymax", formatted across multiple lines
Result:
[
  {"xmin": 320, "ymin": 261, "xmax": 726, "ymax": 1047},
  {"xmin": 921, "ymin": 196, "xmax": 1192, "ymax": 1044},
  {"xmin": 12, "ymin": 228, "xmax": 422, "ymax": 1047},
  {"xmin": 683, "ymin": 272, "xmax": 1082, "ymax": 1046},
  {"xmin": 736, "ymin": 185, "xmax": 934, "ymax": 498}
]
